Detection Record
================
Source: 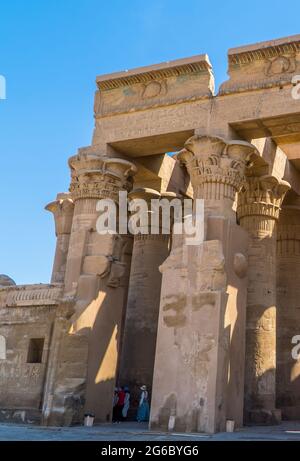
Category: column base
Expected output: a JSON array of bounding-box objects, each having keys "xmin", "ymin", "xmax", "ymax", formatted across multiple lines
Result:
[{"xmin": 245, "ymin": 408, "xmax": 282, "ymax": 425}]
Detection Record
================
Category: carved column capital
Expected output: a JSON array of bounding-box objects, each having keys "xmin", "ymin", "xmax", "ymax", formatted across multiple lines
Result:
[
  {"xmin": 46, "ymin": 193, "xmax": 75, "ymax": 284},
  {"xmin": 45, "ymin": 193, "xmax": 75, "ymax": 236},
  {"xmin": 237, "ymin": 175, "xmax": 290, "ymax": 234},
  {"xmin": 177, "ymin": 135, "xmax": 259, "ymax": 201},
  {"xmin": 68, "ymin": 147, "xmax": 137, "ymax": 202}
]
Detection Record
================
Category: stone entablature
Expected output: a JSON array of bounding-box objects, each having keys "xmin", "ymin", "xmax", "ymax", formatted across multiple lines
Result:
[
  {"xmin": 220, "ymin": 34, "xmax": 300, "ymax": 95},
  {"xmin": 0, "ymin": 284, "xmax": 63, "ymax": 307},
  {"xmin": 95, "ymin": 55, "xmax": 214, "ymax": 117}
]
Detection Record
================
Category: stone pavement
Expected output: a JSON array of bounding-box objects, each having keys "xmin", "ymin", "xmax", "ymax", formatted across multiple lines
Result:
[{"xmin": 0, "ymin": 421, "xmax": 300, "ymax": 441}]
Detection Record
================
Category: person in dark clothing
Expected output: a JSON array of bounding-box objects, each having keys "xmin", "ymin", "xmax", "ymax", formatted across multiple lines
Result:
[
  {"xmin": 116, "ymin": 387, "xmax": 126, "ymax": 422},
  {"xmin": 122, "ymin": 386, "xmax": 130, "ymax": 420},
  {"xmin": 112, "ymin": 387, "xmax": 119, "ymax": 423}
]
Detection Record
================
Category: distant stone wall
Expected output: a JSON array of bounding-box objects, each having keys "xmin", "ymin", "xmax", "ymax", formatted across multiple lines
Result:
[{"xmin": 0, "ymin": 284, "xmax": 62, "ymax": 423}]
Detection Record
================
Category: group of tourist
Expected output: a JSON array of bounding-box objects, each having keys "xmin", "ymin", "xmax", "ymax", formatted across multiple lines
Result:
[{"xmin": 112, "ymin": 385, "xmax": 150, "ymax": 423}]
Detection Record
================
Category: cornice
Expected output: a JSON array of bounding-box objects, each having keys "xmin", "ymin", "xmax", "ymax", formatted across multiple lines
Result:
[{"xmin": 96, "ymin": 55, "xmax": 212, "ymax": 91}]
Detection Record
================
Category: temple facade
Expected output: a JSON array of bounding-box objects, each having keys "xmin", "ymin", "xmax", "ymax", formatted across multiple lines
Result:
[{"xmin": 1, "ymin": 34, "xmax": 300, "ymax": 433}]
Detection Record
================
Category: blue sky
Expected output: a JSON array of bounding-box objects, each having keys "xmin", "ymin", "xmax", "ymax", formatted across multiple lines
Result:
[{"xmin": 0, "ymin": 0, "xmax": 299, "ymax": 284}]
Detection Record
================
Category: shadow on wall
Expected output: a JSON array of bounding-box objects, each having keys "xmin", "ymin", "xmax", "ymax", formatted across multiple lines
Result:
[
  {"xmin": 243, "ymin": 367, "xmax": 278, "ymax": 425},
  {"xmin": 73, "ymin": 283, "xmax": 126, "ymax": 423},
  {"xmin": 277, "ymin": 355, "xmax": 300, "ymax": 420}
]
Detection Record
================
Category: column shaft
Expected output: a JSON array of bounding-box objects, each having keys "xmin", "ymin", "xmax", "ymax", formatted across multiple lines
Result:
[
  {"xmin": 277, "ymin": 204, "xmax": 300, "ymax": 419},
  {"xmin": 119, "ymin": 234, "xmax": 169, "ymax": 409},
  {"xmin": 237, "ymin": 175, "xmax": 290, "ymax": 424},
  {"xmin": 118, "ymin": 188, "xmax": 172, "ymax": 415},
  {"xmin": 44, "ymin": 147, "xmax": 137, "ymax": 425},
  {"xmin": 151, "ymin": 135, "xmax": 257, "ymax": 433}
]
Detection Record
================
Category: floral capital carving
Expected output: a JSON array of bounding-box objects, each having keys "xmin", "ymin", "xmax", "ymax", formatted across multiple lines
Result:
[
  {"xmin": 237, "ymin": 175, "xmax": 290, "ymax": 236},
  {"xmin": 45, "ymin": 193, "xmax": 75, "ymax": 236},
  {"xmin": 68, "ymin": 148, "xmax": 137, "ymax": 202},
  {"xmin": 178, "ymin": 135, "xmax": 259, "ymax": 201}
]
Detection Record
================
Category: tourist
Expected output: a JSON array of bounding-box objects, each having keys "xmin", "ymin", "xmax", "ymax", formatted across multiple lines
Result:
[
  {"xmin": 122, "ymin": 386, "xmax": 130, "ymax": 420},
  {"xmin": 115, "ymin": 387, "xmax": 125, "ymax": 422},
  {"xmin": 137, "ymin": 385, "xmax": 150, "ymax": 422},
  {"xmin": 112, "ymin": 387, "xmax": 119, "ymax": 423}
]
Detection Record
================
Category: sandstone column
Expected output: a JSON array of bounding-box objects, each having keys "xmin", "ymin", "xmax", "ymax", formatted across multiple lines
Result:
[
  {"xmin": 118, "ymin": 188, "xmax": 173, "ymax": 414},
  {"xmin": 237, "ymin": 175, "xmax": 290, "ymax": 424},
  {"xmin": 64, "ymin": 148, "xmax": 136, "ymax": 295},
  {"xmin": 151, "ymin": 135, "xmax": 256, "ymax": 433},
  {"xmin": 45, "ymin": 193, "xmax": 74, "ymax": 284},
  {"xmin": 276, "ymin": 197, "xmax": 300, "ymax": 419},
  {"xmin": 44, "ymin": 146, "xmax": 137, "ymax": 424}
]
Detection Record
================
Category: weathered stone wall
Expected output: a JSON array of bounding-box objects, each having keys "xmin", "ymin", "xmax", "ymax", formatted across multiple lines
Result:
[{"xmin": 0, "ymin": 285, "xmax": 62, "ymax": 423}]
